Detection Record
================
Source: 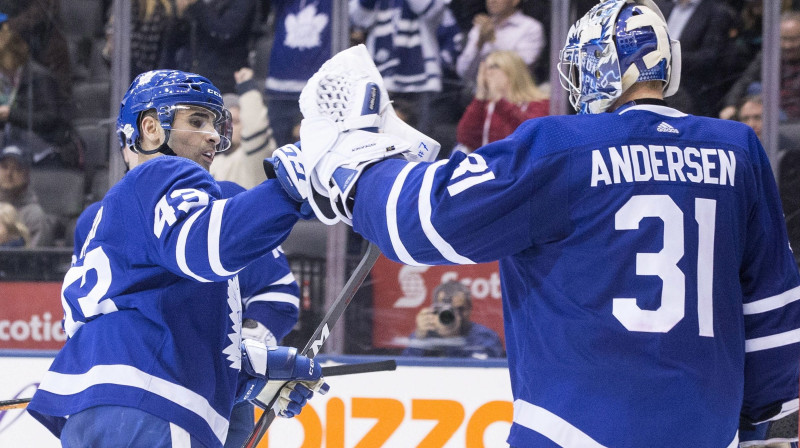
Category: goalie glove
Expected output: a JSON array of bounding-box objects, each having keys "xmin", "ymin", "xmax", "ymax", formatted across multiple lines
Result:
[
  {"xmin": 297, "ymin": 44, "xmax": 441, "ymax": 225},
  {"xmin": 299, "ymin": 44, "xmax": 440, "ymax": 162},
  {"xmin": 300, "ymin": 116, "xmax": 412, "ymax": 225}
]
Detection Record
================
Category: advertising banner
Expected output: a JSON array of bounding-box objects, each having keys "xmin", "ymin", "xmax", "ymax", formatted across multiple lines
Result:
[
  {"xmin": 369, "ymin": 256, "xmax": 504, "ymax": 349},
  {"xmin": 0, "ymin": 283, "xmax": 66, "ymax": 351}
]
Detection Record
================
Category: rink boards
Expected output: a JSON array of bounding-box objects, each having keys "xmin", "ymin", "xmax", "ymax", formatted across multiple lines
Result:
[{"xmin": 0, "ymin": 355, "xmax": 513, "ymax": 447}]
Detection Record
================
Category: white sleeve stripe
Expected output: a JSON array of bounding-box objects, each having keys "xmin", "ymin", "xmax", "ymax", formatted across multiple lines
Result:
[
  {"xmin": 177, "ymin": 207, "xmax": 212, "ymax": 282},
  {"xmin": 745, "ymin": 328, "xmax": 800, "ymax": 352},
  {"xmin": 419, "ymin": 161, "xmax": 475, "ymax": 264},
  {"xmin": 245, "ymin": 292, "xmax": 300, "ymax": 308},
  {"xmin": 169, "ymin": 424, "xmax": 191, "ymax": 446},
  {"xmin": 38, "ymin": 364, "xmax": 229, "ymax": 444},
  {"xmin": 513, "ymin": 399, "xmax": 607, "ymax": 448},
  {"xmin": 387, "ymin": 162, "xmax": 426, "ymax": 266},
  {"xmin": 447, "ymin": 172, "xmax": 496, "ymax": 196},
  {"xmin": 270, "ymin": 272, "xmax": 296, "ymax": 286},
  {"xmin": 208, "ymin": 199, "xmax": 243, "ymax": 277},
  {"xmin": 743, "ymin": 285, "xmax": 800, "ymax": 315},
  {"xmin": 753, "ymin": 399, "xmax": 799, "ymax": 425}
]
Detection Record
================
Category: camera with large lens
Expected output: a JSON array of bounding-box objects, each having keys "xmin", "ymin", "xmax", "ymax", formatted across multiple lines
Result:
[{"xmin": 433, "ymin": 304, "xmax": 457, "ymax": 328}]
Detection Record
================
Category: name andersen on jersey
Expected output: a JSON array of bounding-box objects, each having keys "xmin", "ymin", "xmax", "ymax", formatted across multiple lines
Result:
[{"xmin": 590, "ymin": 144, "xmax": 736, "ymax": 187}]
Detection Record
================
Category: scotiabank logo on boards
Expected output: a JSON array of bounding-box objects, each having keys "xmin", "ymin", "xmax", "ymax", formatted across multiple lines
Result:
[
  {"xmin": 0, "ymin": 282, "xmax": 65, "ymax": 350},
  {"xmin": 370, "ymin": 256, "xmax": 504, "ymax": 349}
]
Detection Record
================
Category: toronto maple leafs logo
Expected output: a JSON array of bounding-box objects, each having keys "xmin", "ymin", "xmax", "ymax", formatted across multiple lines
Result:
[
  {"xmin": 223, "ymin": 275, "xmax": 243, "ymax": 370},
  {"xmin": 284, "ymin": 4, "xmax": 329, "ymax": 50}
]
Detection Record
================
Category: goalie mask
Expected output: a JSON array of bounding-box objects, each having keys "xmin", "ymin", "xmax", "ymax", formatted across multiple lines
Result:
[
  {"xmin": 117, "ymin": 70, "xmax": 233, "ymax": 155},
  {"xmin": 558, "ymin": 0, "xmax": 681, "ymax": 114}
]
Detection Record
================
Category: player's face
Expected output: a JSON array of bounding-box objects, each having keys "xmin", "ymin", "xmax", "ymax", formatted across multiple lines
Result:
[{"xmin": 168, "ymin": 105, "xmax": 221, "ymax": 171}]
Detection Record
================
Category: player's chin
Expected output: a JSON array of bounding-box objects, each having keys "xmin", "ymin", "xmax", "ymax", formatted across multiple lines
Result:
[{"xmin": 199, "ymin": 151, "xmax": 215, "ymax": 169}]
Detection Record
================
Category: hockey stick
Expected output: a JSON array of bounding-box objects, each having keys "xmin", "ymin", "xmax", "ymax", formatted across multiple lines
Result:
[
  {"xmin": 0, "ymin": 358, "xmax": 396, "ymax": 412},
  {"xmin": 242, "ymin": 241, "xmax": 382, "ymax": 448},
  {"xmin": 0, "ymin": 398, "xmax": 30, "ymax": 411}
]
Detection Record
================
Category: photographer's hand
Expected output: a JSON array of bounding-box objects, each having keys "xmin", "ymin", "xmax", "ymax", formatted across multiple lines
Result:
[{"xmin": 415, "ymin": 307, "xmax": 439, "ymax": 337}]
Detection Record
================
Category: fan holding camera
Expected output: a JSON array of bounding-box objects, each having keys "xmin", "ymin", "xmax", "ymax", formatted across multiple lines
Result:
[{"xmin": 403, "ymin": 281, "xmax": 505, "ymax": 359}]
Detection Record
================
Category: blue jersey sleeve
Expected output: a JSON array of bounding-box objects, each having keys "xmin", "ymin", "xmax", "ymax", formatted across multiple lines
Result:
[
  {"xmin": 740, "ymin": 133, "xmax": 800, "ymax": 424},
  {"xmin": 131, "ymin": 157, "xmax": 302, "ymax": 282},
  {"xmin": 238, "ymin": 247, "xmax": 300, "ymax": 341},
  {"xmin": 353, "ymin": 121, "xmax": 567, "ymax": 265}
]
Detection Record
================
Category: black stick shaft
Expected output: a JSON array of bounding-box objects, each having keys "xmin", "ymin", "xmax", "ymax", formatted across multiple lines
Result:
[
  {"xmin": 242, "ymin": 242, "xmax": 382, "ymax": 448},
  {"xmin": 0, "ymin": 398, "xmax": 30, "ymax": 411},
  {"xmin": 321, "ymin": 359, "xmax": 397, "ymax": 377}
]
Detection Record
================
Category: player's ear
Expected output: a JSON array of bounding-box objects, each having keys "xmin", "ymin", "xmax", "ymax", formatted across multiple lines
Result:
[{"xmin": 139, "ymin": 114, "xmax": 164, "ymax": 148}]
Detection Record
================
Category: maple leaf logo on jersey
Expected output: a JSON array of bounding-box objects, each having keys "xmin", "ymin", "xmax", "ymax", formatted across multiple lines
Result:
[
  {"xmin": 223, "ymin": 276, "xmax": 243, "ymax": 370},
  {"xmin": 284, "ymin": 4, "xmax": 329, "ymax": 50},
  {"xmin": 657, "ymin": 122, "xmax": 679, "ymax": 134}
]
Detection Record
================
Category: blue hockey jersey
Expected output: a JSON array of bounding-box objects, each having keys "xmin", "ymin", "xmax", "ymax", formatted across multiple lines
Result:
[
  {"xmin": 28, "ymin": 157, "xmax": 303, "ymax": 448},
  {"xmin": 73, "ymin": 183, "xmax": 301, "ymax": 341},
  {"xmin": 266, "ymin": 0, "xmax": 331, "ymax": 95},
  {"xmin": 352, "ymin": 103, "xmax": 800, "ymax": 447}
]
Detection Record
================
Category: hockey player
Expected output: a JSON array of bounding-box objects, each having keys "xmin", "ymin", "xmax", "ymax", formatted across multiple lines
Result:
[
  {"xmin": 272, "ymin": 1, "xmax": 800, "ymax": 446},
  {"xmin": 27, "ymin": 70, "xmax": 325, "ymax": 448}
]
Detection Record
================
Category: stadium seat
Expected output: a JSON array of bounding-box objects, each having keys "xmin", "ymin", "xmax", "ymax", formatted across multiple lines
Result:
[
  {"xmin": 76, "ymin": 123, "xmax": 111, "ymax": 171},
  {"xmin": 72, "ymin": 81, "xmax": 112, "ymax": 123},
  {"xmin": 29, "ymin": 168, "xmax": 87, "ymax": 219}
]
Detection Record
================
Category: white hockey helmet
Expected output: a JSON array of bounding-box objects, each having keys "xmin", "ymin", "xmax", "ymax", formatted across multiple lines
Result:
[{"xmin": 558, "ymin": 0, "xmax": 682, "ymax": 114}]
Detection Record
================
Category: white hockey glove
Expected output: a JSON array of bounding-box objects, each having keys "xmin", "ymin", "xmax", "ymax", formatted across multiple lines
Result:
[
  {"xmin": 241, "ymin": 318, "xmax": 277, "ymax": 346},
  {"xmin": 300, "ymin": 116, "xmax": 412, "ymax": 225},
  {"xmin": 248, "ymin": 345, "xmax": 329, "ymax": 418},
  {"xmin": 297, "ymin": 44, "xmax": 441, "ymax": 225}
]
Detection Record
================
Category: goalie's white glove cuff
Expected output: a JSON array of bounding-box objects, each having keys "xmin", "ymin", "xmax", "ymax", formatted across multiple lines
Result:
[{"xmin": 301, "ymin": 117, "xmax": 412, "ymax": 225}]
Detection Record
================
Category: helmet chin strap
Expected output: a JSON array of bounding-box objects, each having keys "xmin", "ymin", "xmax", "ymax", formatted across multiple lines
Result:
[{"xmin": 135, "ymin": 130, "xmax": 177, "ymax": 157}]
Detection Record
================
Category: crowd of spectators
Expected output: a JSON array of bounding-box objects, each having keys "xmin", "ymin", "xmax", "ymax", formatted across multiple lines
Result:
[{"xmin": 1, "ymin": 0, "xmax": 799, "ymax": 269}]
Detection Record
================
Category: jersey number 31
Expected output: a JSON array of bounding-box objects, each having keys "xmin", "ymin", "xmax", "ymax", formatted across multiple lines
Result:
[{"xmin": 613, "ymin": 195, "xmax": 716, "ymax": 337}]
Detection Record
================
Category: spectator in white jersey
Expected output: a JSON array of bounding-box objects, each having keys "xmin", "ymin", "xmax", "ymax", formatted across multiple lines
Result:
[
  {"xmin": 271, "ymin": 1, "xmax": 800, "ymax": 446},
  {"xmin": 403, "ymin": 280, "xmax": 504, "ymax": 359},
  {"xmin": 27, "ymin": 70, "xmax": 325, "ymax": 448}
]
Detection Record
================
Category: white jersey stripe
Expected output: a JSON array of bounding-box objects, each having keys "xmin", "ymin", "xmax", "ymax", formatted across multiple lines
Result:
[
  {"xmin": 618, "ymin": 104, "xmax": 687, "ymax": 117},
  {"xmin": 387, "ymin": 163, "xmax": 425, "ymax": 266},
  {"xmin": 177, "ymin": 207, "xmax": 212, "ymax": 282},
  {"xmin": 420, "ymin": 161, "xmax": 475, "ymax": 264},
  {"xmin": 244, "ymin": 292, "xmax": 300, "ymax": 308},
  {"xmin": 38, "ymin": 364, "xmax": 229, "ymax": 444},
  {"xmin": 270, "ymin": 272, "xmax": 296, "ymax": 286},
  {"xmin": 513, "ymin": 400, "xmax": 607, "ymax": 448},
  {"xmin": 208, "ymin": 199, "xmax": 243, "ymax": 277},
  {"xmin": 746, "ymin": 328, "xmax": 800, "ymax": 352},
  {"xmin": 743, "ymin": 285, "xmax": 800, "ymax": 315},
  {"xmin": 169, "ymin": 423, "xmax": 191, "ymax": 447}
]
